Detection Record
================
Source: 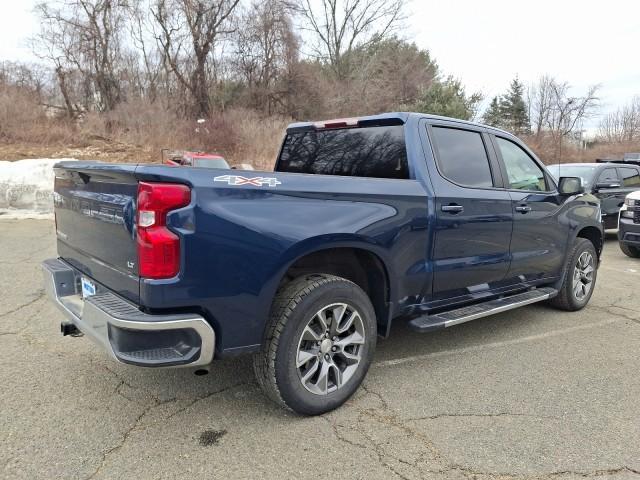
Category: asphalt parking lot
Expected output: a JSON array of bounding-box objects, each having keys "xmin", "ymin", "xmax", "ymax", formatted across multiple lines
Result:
[{"xmin": 1, "ymin": 219, "xmax": 639, "ymax": 480}]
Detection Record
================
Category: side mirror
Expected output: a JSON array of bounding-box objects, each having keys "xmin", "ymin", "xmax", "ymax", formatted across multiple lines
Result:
[
  {"xmin": 595, "ymin": 182, "xmax": 621, "ymax": 190},
  {"xmin": 558, "ymin": 176, "xmax": 584, "ymax": 196}
]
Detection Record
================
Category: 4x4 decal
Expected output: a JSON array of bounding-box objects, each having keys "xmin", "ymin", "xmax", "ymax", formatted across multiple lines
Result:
[{"xmin": 214, "ymin": 175, "xmax": 281, "ymax": 187}]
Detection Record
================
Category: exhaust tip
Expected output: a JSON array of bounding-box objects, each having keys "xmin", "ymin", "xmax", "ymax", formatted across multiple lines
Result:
[{"xmin": 194, "ymin": 369, "xmax": 209, "ymax": 376}]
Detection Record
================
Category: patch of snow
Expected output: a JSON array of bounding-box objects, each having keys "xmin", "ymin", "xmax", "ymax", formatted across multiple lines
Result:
[{"xmin": 0, "ymin": 158, "xmax": 77, "ymax": 219}]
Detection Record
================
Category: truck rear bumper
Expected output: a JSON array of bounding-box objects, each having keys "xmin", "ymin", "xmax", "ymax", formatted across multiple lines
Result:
[{"xmin": 42, "ymin": 258, "xmax": 215, "ymax": 368}]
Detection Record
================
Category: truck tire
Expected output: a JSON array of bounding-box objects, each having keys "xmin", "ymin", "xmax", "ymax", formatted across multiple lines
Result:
[
  {"xmin": 620, "ymin": 242, "xmax": 640, "ymax": 258},
  {"xmin": 549, "ymin": 237, "xmax": 598, "ymax": 311},
  {"xmin": 253, "ymin": 274, "xmax": 377, "ymax": 415}
]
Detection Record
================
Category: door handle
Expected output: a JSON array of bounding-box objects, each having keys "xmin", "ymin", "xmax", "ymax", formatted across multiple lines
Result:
[
  {"xmin": 441, "ymin": 204, "xmax": 464, "ymax": 214},
  {"xmin": 515, "ymin": 205, "xmax": 532, "ymax": 213}
]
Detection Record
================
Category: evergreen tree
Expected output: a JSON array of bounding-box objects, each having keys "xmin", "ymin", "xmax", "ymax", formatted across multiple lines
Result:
[
  {"xmin": 414, "ymin": 76, "xmax": 482, "ymax": 121},
  {"xmin": 481, "ymin": 76, "xmax": 531, "ymax": 134},
  {"xmin": 483, "ymin": 96, "xmax": 504, "ymax": 128},
  {"xmin": 502, "ymin": 77, "xmax": 530, "ymax": 135}
]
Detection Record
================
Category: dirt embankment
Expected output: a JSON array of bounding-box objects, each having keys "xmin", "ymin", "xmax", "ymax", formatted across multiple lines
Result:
[{"xmin": 0, "ymin": 138, "xmax": 156, "ymax": 163}]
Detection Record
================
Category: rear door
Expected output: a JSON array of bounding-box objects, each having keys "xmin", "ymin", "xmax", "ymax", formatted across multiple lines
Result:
[
  {"xmin": 491, "ymin": 135, "xmax": 568, "ymax": 282},
  {"xmin": 53, "ymin": 163, "xmax": 140, "ymax": 303},
  {"xmin": 426, "ymin": 122, "xmax": 513, "ymax": 301}
]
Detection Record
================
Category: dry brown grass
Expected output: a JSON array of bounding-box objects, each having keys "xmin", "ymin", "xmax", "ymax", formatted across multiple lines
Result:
[
  {"xmin": 523, "ymin": 134, "xmax": 640, "ymax": 165},
  {"xmin": 0, "ymin": 90, "xmax": 290, "ymax": 168},
  {"xmin": 0, "ymin": 85, "xmax": 76, "ymax": 146}
]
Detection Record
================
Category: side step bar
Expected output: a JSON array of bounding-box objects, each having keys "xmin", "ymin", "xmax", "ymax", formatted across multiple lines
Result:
[{"xmin": 408, "ymin": 287, "xmax": 558, "ymax": 333}]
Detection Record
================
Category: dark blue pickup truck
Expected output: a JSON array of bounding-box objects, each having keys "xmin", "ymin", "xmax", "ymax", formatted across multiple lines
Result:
[{"xmin": 43, "ymin": 113, "xmax": 603, "ymax": 414}]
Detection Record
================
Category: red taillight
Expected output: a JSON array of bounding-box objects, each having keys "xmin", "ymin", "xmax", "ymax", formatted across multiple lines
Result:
[{"xmin": 137, "ymin": 182, "xmax": 191, "ymax": 279}]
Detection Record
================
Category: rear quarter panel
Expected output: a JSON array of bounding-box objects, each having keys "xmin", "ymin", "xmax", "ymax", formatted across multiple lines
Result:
[{"xmin": 134, "ymin": 165, "xmax": 431, "ymax": 355}]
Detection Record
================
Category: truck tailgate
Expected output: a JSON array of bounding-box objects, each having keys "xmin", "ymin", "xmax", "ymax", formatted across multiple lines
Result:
[{"xmin": 53, "ymin": 162, "xmax": 140, "ymax": 303}]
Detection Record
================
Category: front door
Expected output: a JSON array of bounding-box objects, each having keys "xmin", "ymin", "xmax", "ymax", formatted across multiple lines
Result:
[
  {"xmin": 427, "ymin": 124, "xmax": 513, "ymax": 302},
  {"xmin": 491, "ymin": 135, "xmax": 569, "ymax": 282}
]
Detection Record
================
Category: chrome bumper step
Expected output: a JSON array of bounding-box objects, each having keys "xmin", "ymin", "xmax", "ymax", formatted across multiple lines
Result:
[
  {"xmin": 42, "ymin": 258, "xmax": 215, "ymax": 368},
  {"xmin": 408, "ymin": 287, "xmax": 558, "ymax": 333}
]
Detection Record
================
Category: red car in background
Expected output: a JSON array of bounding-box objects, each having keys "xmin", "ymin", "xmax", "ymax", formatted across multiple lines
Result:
[{"xmin": 164, "ymin": 151, "xmax": 230, "ymax": 169}]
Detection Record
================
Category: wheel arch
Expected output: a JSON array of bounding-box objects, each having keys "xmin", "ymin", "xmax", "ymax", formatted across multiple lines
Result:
[
  {"xmin": 268, "ymin": 242, "xmax": 394, "ymax": 339},
  {"xmin": 576, "ymin": 225, "xmax": 604, "ymax": 259}
]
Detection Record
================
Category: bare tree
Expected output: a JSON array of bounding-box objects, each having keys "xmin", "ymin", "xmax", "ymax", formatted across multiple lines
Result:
[
  {"xmin": 527, "ymin": 76, "xmax": 599, "ymax": 160},
  {"xmin": 33, "ymin": 0, "xmax": 126, "ymax": 113},
  {"xmin": 127, "ymin": 0, "xmax": 166, "ymax": 103},
  {"xmin": 547, "ymin": 82, "xmax": 599, "ymax": 160},
  {"xmin": 527, "ymin": 75, "xmax": 554, "ymax": 138},
  {"xmin": 598, "ymin": 97, "xmax": 640, "ymax": 143},
  {"xmin": 295, "ymin": 0, "xmax": 405, "ymax": 79},
  {"xmin": 152, "ymin": 0, "xmax": 240, "ymax": 117},
  {"xmin": 233, "ymin": 0, "xmax": 298, "ymax": 114}
]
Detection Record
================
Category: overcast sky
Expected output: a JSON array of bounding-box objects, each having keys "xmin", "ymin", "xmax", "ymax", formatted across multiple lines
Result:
[{"xmin": 1, "ymin": 0, "xmax": 638, "ymax": 131}]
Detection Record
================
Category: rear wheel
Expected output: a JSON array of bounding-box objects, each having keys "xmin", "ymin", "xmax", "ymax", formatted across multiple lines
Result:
[
  {"xmin": 620, "ymin": 242, "xmax": 640, "ymax": 258},
  {"xmin": 549, "ymin": 238, "xmax": 598, "ymax": 311},
  {"xmin": 253, "ymin": 274, "xmax": 376, "ymax": 415}
]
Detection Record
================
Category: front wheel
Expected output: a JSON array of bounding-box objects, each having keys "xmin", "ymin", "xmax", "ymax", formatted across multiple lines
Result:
[
  {"xmin": 549, "ymin": 238, "xmax": 598, "ymax": 311},
  {"xmin": 620, "ymin": 242, "xmax": 640, "ymax": 258},
  {"xmin": 253, "ymin": 274, "xmax": 377, "ymax": 415}
]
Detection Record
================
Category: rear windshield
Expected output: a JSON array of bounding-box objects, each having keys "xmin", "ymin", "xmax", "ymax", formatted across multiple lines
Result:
[{"xmin": 276, "ymin": 125, "xmax": 409, "ymax": 179}]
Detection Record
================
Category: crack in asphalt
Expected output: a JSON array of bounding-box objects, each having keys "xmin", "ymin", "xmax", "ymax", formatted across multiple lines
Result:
[
  {"xmin": 330, "ymin": 385, "xmax": 640, "ymax": 480},
  {"xmin": 543, "ymin": 467, "xmax": 640, "ymax": 478},
  {"xmin": 84, "ymin": 402, "xmax": 155, "ymax": 480},
  {"xmin": 406, "ymin": 412, "xmax": 560, "ymax": 422},
  {"xmin": 0, "ymin": 243, "xmax": 53, "ymax": 265},
  {"xmin": 320, "ymin": 384, "xmax": 451, "ymax": 479},
  {"xmin": 82, "ymin": 381, "xmax": 251, "ymax": 478},
  {"xmin": 163, "ymin": 381, "xmax": 252, "ymax": 421},
  {"xmin": 320, "ymin": 413, "xmax": 415, "ymax": 480},
  {"xmin": 593, "ymin": 304, "xmax": 640, "ymax": 326},
  {"xmin": 0, "ymin": 289, "xmax": 45, "ymax": 321}
]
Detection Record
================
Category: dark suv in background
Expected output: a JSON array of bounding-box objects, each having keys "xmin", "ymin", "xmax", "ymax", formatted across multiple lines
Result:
[{"xmin": 548, "ymin": 160, "xmax": 640, "ymax": 229}]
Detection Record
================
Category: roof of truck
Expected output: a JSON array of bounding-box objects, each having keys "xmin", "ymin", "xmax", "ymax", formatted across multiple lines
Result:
[{"xmin": 286, "ymin": 112, "xmax": 514, "ymax": 137}]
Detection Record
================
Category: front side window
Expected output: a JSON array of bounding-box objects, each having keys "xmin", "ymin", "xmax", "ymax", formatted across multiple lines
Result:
[
  {"xmin": 277, "ymin": 125, "xmax": 409, "ymax": 179},
  {"xmin": 431, "ymin": 127, "xmax": 493, "ymax": 188},
  {"xmin": 495, "ymin": 137, "xmax": 547, "ymax": 191},
  {"xmin": 618, "ymin": 167, "xmax": 640, "ymax": 187}
]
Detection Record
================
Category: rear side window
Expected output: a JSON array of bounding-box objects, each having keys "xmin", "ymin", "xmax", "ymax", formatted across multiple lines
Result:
[
  {"xmin": 618, "ymin": 167, "xmax": 640, "ymax": 187},
  {"xmin": 431, "ymin": 127, "xmax": 493, "ymax": 188},
  {"xmin": 277, "ymin": 126, "xmax": 409, "ymax": 179}
]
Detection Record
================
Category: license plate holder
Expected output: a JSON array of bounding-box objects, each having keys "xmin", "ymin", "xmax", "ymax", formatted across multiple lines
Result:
[{"xmin": 81, "ymin": 277, "xmax": 96, "ymax": 299}]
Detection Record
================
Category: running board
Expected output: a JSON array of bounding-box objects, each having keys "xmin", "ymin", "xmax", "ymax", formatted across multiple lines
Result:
[{"xmin": 408, "ymin": 287, "xmax": 558, "ymax": 333}]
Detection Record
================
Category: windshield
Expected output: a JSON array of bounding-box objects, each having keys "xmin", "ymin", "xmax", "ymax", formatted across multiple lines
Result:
[{"xmin": 547, "ymin": 164, "xmax": 598, "ymax": 185}]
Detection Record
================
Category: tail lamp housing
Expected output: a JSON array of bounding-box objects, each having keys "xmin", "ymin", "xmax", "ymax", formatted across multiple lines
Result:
[{"xmin": 137, "ymin": 182, "xmax": 191, "ymax": 279}]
